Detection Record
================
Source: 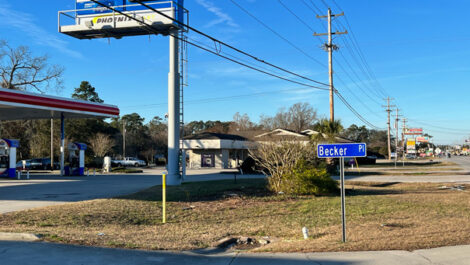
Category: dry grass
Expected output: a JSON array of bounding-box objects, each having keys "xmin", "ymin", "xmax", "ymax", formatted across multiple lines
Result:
[
  {"xmin": 361, "ymin": 161, "xmax": 457, "ymax": 168},
  {"xmin": 0, "ymin": 179, "xmax": 469, "ymax": 252}
]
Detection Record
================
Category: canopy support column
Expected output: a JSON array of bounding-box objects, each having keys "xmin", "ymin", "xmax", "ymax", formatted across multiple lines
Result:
[{"xmin": 60, "ymin": 113, "xmax": 65, "ymax": 176}]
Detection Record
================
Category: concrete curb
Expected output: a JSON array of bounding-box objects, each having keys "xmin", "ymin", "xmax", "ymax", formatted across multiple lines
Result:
[{"xmin": 0, "ymin": 232, "xmax": 41, "ymax": 242}]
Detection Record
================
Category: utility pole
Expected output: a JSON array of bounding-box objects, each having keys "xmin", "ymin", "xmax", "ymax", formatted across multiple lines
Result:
[
  {"xmin": 402, "ymin": 118, "xmax": 407, "ymax": 166},
  {"xmin": 395, "ymin": 108, "xmax": 400, "ymax": 168},
  {"xmin": 382, "ymin": 97, "xmax": 395, "ymax": 160},
  {"xmin": 314, "ymin": 8, "xmax": 347, "ymax": 122}
]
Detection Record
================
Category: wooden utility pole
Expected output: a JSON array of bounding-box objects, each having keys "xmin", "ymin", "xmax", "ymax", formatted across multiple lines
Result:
[
  {"xmin": 382, "ymin": 97, "xmax": 395, "ymax": 160},
  {"xmin": 401, "ymin": 117, "xmax": 407, "ymax": 166},
  {"xmin": 314, "ymin": 8, "xmax": 347, "ymax": 122},
  {"xmin": 395, "ymin": 108, "xmax": 400, "ymax": 167},
  {"xmin": 401, "ymin": 118, "xmax": 408, "ymax": 147}
]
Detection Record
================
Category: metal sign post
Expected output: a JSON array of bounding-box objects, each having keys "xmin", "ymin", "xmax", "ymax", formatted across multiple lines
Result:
[
  {"xmin": 317, "ymin": 143, "xmax": 367, "ymax": 243},
  {"xmin": 340, "ymin": 156, "xmax": 346, "ymax": 242}
]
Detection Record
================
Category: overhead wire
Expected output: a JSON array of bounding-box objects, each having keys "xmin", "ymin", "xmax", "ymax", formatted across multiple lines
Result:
[
  {"xmin": 87, "ymin": 0, "xmax": 330, "ymax": 91},
  {"xmin": 122, "ymin": 86, "xmax": 325, "ymax": 110},
  {"xmin": 92, "ymin": 0, "xmax": 330, "ymax": 88},
  {"xmin": 90, "ymin": 0, "xmax": 382, "ymax": 129},
  {"xmin": 228, "ymin": 0, "xmax": 327, "ymax": 68},
  {"xmin": 278, "ymin": 0, "xmax": 383, "ymax": 123}
]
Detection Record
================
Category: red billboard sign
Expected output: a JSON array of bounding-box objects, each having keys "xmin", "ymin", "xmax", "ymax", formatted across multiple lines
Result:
[{"xmin": 405, "ymin": 128, "xmax": 423, "ymax": 135}]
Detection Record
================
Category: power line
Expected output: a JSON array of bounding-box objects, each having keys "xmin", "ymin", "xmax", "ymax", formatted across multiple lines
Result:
[
  {"xmin": 275, "ymin": 0, "xmax": 382, "ymax": 128},
  {"xmin": 89, "ymin": 0, "xmax": 381, "ymax": 129},
  {"xmin": 407, "ymin": 119, "xmax": 470, "ymax": 133},
  {"xmin": 279, "ymin": 1, "xmax": 383, "ymax": 117},
  {"xmin": 308, "ymin": 0, "xmax": 325, "ymax": 14},
  {"xmin": 278, "ymin": 0, "xmax": 315, "ymax": 32},
  {"xmin": 122, "ymin": 86, "xmax": 325, "ymax": 110},
  {"xmin": 96, "ymin": 0, "xmax": 330, "ymax": 88},
  {"xmin": 335, "ymin": 90, "xmax": 381, "ymax": 129},
  {"xmin": 229, "ymin": 0, "xmax": 327, "ymax": 68},
  {"xmin": 87, "ymin": 0, "xmax": 330, "ymax": 91}
]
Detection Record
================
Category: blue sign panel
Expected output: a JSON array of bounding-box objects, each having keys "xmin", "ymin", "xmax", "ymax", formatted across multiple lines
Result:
[
  {"xmin": 76, "ymin": 0, "xmax": 184, "ymax": 23},
  {"xmin": 317, "ymin": 143, "xmax": 367, "ymax": 158}
]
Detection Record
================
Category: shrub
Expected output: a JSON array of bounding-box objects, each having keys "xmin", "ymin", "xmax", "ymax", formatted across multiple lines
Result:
[{"xmin": 279, "ymin": 159, "xmax": 339, "ymax": 195}]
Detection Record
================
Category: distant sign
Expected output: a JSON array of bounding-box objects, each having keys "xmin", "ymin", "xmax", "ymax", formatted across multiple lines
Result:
[
  {"xmin": 407, "ymin": 139, "xmax": 416, "ymax": 150},
  {"xmin": 317, "ymin": 143, "xmax": 367, "ymax": 158},
  {"xmin": 416, "ymin": 136, "xmax": 429, "ymax": 143},
  {"xmin": 405, "ymin": 128, "xmax": 423, "ymax": 135}
]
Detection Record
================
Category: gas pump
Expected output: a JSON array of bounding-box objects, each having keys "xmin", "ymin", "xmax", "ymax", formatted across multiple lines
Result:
[
  {"xmin": 66, "ymin": 143, "xmax": 87, "ymax": 176},
  {"xmin": 0, "ymin": 139, "xmax": 19, "ymax": 178}
]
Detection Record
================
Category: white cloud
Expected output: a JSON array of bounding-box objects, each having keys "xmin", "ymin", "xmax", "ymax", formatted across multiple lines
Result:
[
  {"xmin": 0, "ymin": 2, "xmax": 82, "ymax": 58},
  {"xmin": 196, "ymin": 0, "xmax": 239, "ymax": 29}
]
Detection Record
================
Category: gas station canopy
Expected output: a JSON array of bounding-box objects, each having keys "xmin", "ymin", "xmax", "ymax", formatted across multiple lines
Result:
[{"xmin": 0, "ymin": 88, "xmax": 119, "ymax": 120}]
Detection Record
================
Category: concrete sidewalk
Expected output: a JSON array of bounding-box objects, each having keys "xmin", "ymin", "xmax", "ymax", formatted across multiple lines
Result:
[{"xmin": 0, "ymin": 241, "xmax": 469, "ymax": 265}]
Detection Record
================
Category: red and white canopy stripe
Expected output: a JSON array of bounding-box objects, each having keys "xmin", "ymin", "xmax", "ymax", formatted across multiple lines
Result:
[{"xmin": 0, "ymin": 88, "xmax": 119, "ymax": 120}]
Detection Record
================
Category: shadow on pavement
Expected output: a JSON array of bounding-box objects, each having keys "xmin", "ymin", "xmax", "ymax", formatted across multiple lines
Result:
[{"xmin": 0, "ymin": 241, "xmax": 361, "ymax": 265}]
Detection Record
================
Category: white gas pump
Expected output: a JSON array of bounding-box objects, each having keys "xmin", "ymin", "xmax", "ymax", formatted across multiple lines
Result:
[
  {"xmin": 0, "ymin": 139, "xmax": 19, "ymax": 178},
  {"xmin": 66, "ymin": 142, "xmax": 87, "ymax": 176}
]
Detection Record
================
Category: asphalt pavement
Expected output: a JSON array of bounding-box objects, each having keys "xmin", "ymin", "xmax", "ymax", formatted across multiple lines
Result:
[
  {"xmin": 0, "ymin": 169, "xmax": 261, "ymax": 214},
  {"xmin": 0, "ymin": 241, "xmax": 469, "ymax": 265},
  {"xmin": 335, "ymin": 157, "xmax": 470, "ymax": 183}
]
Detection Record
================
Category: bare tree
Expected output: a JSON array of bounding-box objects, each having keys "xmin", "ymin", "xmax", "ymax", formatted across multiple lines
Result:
[
  {"xmin": 259, "ymin": 103, "xmax": 317, "ymax": 132},
  {"xmin": 288, "ymin": 102, "xmax": 317, "ymax": 132},
  {"xmin": 232, "ymin": 112, "xmax": 253, "ymax": 131},
  {"xmin": 89, "ymin": 133, "xmax": 115, "ymax": 158},
  {"xmin": 0, "ymin": 40, "xmax": 63, "ymax": 92}
]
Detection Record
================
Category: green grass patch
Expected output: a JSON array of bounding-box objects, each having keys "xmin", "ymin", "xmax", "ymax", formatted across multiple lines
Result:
[{"xmin": 111, "ymin": 167, "xmax": 143, "ymax": 173}]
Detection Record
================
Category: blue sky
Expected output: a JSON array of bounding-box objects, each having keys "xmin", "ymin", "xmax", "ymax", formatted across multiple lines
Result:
[{"xmin": 0, "ymin": 0, "xmax": 469, "ymax": 145}]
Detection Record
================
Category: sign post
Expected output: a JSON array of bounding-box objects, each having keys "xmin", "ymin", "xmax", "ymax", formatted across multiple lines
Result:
[{"xmin": 317, "ymin": 143, "xmax": 367, "ymax": 243}]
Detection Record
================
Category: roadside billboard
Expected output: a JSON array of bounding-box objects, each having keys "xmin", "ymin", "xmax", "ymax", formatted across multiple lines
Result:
[
  {"xmin": 404, "ymin": 128, "xmax": 423, "ymax": 135},
  {"xmin": 406, "ymin": 139, "xmax": 416, "ymax": 154},
  {"xmin": 416, "ymin": 136, "xmax": 429, "ymax": 143}
]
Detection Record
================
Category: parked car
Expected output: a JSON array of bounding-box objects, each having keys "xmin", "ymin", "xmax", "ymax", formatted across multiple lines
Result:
[
  {"xmin": 112, "ymin": 157, "xmax": 146, "ymax": 167},
  {"xmin": 355, "ymin": 155, "xmax": 377, "ymax": 165},
  {"xmin": 16, "ymin": 160, "xmax": 32, "ymax": 170},
  {"xmin": 25, "ymin": 158, "xmax": 60, "ymax": 170}
]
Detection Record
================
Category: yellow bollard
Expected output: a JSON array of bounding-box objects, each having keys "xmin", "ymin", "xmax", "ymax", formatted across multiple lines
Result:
[{"xmin": 162, "ymin": 173, "xmax": 166, "ymax": 224}]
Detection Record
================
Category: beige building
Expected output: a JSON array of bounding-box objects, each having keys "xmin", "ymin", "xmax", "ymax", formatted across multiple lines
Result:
[
  {"xmin": 183, "ymin": 132, "xmax": 252, "ymax": 169},
  {"xmin": 183, "ymin": 129, "xmax": 352, "ymax": 170}
]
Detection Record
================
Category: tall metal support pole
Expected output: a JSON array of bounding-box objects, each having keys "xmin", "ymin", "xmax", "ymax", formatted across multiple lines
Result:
[
  {"xmin": 167, "ymin": 30, "xmax": 181, "ymax": 186},
  {"xmin": 340, "ymin": 157, "xmax": 346, "ymax": 243},
  {"xmin": 327, "ymin": 8, "xmax": 334, "ymax": 122},
  {"xmin": 60, "ymin": 114, "xmax": 65, "ymax": 176},
  {"xmin": 51, "ymin": 119, "xmax": 54, "ymax": 170}
]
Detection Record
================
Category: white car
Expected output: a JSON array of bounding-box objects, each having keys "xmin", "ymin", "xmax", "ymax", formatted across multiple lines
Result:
[{"xmin": 112, "ymin": 157, "xmax": 146, "ymax": 167}]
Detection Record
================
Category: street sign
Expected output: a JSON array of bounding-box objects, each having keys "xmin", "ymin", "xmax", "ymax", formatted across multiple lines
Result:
[
  {"xmin": 317, "ymin": 143, "xmax": 367, "ymax": 158},
  {"xmin": 316, "ymin": 142, "xmax": 367, "ymax": 243}
]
